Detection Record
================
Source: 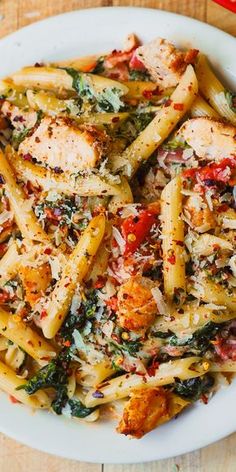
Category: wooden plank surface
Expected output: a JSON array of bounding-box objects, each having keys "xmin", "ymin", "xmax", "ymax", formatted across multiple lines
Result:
[{"xmin": 0, "ymin": 1, "xmax": 235, "ymax": 471}]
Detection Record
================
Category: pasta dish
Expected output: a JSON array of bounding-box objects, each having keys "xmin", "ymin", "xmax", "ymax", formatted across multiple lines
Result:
[{"xmin": 0, "ymin": 34, "xmax": 235, "ymax": 439}]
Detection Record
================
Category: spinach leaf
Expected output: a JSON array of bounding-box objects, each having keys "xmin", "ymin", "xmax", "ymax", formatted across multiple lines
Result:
[
  {"xmin": 21, "ymin": 350, "xmax": 71, "ymax": 414},
  {"xmin": 162, "ymin": 138, "xmax": 190, "ymax": 151},
  {"xmin": 12, "ymin": 127, "xmax": 30, "ymax": 149},
  {"xmin": 64, "ymin": 68, "xmax": 124, "ymax": 112},
  {"xmin": 225, "ymin": 90, "xmax": 236, "ymax": 113},
  {"xmin": 169, "ymin": 322, "xmax": 222, "ymax": 354},
  {"xmin": 117, "ymin": 111, "xmax": 154, "ymax": 144},
  {"xmin": 174, "ymin": 374, "xmax": 214, "ymax": 401},
  {"xmin": 68, "ymin": 398, "xmax": 96, "ymax": 418},
  {"xmin": 129, "ymin": 69, "xmax": 150, "ymax": 81}
]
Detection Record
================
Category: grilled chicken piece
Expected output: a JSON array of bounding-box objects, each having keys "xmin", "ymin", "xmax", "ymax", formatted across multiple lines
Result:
[
  {"xmin": 117, "ymin": 388, "xmax": 189, "ymax": 438},
  {"xmin": 135, "ymin": 38, "xmax": 198, "ymax": 87},
  {"xmin": 19, "ymin": 116, "xmax": 107, "ymax": 173},
  {"xmin": 117, "ymin": 387, "xmax": 168, "ymax": 438},
  {"xmin": 179, "ymin": 117, "xmax": 236, "ymax": 160},
  {"xmin": 184, "ymin": 194, "xmax": 215, "ymax": 233},
  {"xmin": 117, "ymin": 275, "xmax": 159, "ymax": 331},
  {"xmin": 1, "ymin": 100, "xmax": 37, "ymax": 131},
  {"xmin": 19, "ymin": 263, "xmax": 51, "ymax": 307}
]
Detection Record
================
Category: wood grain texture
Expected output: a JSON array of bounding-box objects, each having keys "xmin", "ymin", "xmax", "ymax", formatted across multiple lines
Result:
[{"xmin": 0, "ymin": 1, "xmax": 235, "ymax": 471}]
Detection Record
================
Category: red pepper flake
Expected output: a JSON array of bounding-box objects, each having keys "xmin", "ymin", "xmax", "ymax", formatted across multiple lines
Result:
[
  {"xmin": 164, "ymin": 98, "xmax": 172, "ymax": 107},
  {"xmin": 40, "ymin": 309, "xmax": 48, "ymax": 320},
  {"xmin": 147, "ymin": 357, "xmax": 159, "ymax": 377},
  {"xmin": 63, "ymin": 340, "xmax": 71, "ymax": 347},
  {"xmin": 217, "ymin": 203, "xmax": 229, "ymax": 213},
  {"xmin": 174, "ymin": 240, "xmax": 184, "ymax": 247},
  {"xmin": 167, "ymin": 253, "xmax": 176, "ymax": 265},
  {"xmin": 111, "ymin": 116, "xmax": 120, "ymax": 123},
  {"xmin": 201, "ymin": 394, "xmax": 208, "ymax": 405},
  {"xmin": 142, "ymin": 89, "xmax": 154, "ymax": 99},
  {"xmin": 44, "ymin": 247, "xmax": 52, "ymax": 255},
  {"xmin": 173, "ymin": 103, "xmax": 184, "ymax": 111},
  {"xmin": 106, "ymin": 296, "xmax": 118, "ymax": 312},
  {"xmin": 9, "ymin": 395, "xmax": 20, "ymax": 404},
  {"xmin": 94, "ymin": 276, "xmax": 106, "ymax": 289},
  {"xmin": 23, "ymin": 153, "xmax": 32, "ymax": 161}
]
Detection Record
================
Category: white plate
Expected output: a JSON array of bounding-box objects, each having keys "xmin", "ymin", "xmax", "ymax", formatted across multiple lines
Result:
[{"xmin": 0, "ymin": 7, "xmax": 236, "ymax": 464}]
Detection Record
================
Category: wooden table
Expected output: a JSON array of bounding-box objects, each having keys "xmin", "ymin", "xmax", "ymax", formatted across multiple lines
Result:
[{"xmin": 0, "ymin": 1, "xmax": 235, "ymax": 470}]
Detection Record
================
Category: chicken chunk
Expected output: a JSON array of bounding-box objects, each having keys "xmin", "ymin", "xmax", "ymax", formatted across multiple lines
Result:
[
  {"xmin": 19, "ymin": 263, "xmax": 51, "ymax": 307},
  {"xmin": 184, "ymin": 194, "xmax": 215, "ymax": 233},
  {"xmin": 1, "ymin": 100, "xmax": 37, "ymax": 131},
  {"xmin": 19, "ymin": 116, "xmax": 107, "ymax": 173},
  {"xmin": 117, "ymin": 275, "xmax": 159, "ymax": 331},
  {"xmin": 135, "ymin": 38, "xmax": 198, "ymax": 87},
  {"xmin": 117, "ymin": 388, "xmax": 189, "ymax": 438},
  {"xmin": 179, "ymin": 117, "xmax": 236, "ymax": 160},
  {"xmin": 117, "ymin": 387, "xmax": 168, "ymax": 438}
]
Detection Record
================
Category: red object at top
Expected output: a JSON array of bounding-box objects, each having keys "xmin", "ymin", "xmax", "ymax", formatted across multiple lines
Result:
[
  {"xmin": 212, "ymin": 0, "xmax": 236, "ymax": 13},
  {"xmin": 121, "ymin": 207, "xmax": 158, "ymax": 255}
]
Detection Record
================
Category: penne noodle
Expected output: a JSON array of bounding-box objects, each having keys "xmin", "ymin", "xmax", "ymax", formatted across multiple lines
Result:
[
  {"xmin": 154, "ymin": 304, "xmax": 236, "ymax": 336},
  {"xmin": 51, "ymin": 53, "xmax": 102, "ymax": 72},
  {"xmin": 161, "ymin": 175, "xmax": 186, "ymax": 302},
  {"xmin": 10, "ymin": 66, "xmax": 128, "ymax": 97},
  {"xmin": 6, "ymin": 146, "xmax": 123, "ymax": 197},
  {"xmin": 190, "ymin": 94, "xmax": 220, "ymax": 119},
  {"xmin": 26, "ymin": 90, "xmax": 130, "ymax": 126},
  {"xmin": 210, "ymin": 361, "xmax": 236, "ymax": 372},
  {"xmin": 0, "ymin": 150, "xmax": 49, "ymax": 243},
  {"xmin": 111, "ymin": 65, "xmax": 198, "ymax": 177},
  {"xmin": 124, "ymin": 81, "xmax": 174, "ymax": 101},
  {"xmin": 0, "ymin": 359, "xmax": 50, "ymax": 408},
  {"xmin": 108, "ymin": 176, "xmax": 133, "ymax": 213},
  {"xmin": 85, "ymin": 357, "xmax": 209, "ymax": 407},
  {"xmin": 191, "ymin": 275, "xmax": 236, "ymax": 313},
  {"xmin": 0, "ymin": 308, "xmax": 56, "ymax": 365},
  {"xmin": 0, "ymin": 80, "xmax": 29, "ymax": 107},
  {"xmin": 0, "ymin": 241, "xmax": 20, "ymax": 284},
  {"xmin": 195, "ymin": 54, "xmax": 236, "ymax": 125},
  {"xmin": 41, "ymin": 214, "xmax": 106, "ymax": 339}
]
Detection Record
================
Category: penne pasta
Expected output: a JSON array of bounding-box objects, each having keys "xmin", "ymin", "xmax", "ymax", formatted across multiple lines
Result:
[
  {"xmin": 0, "ymin": 241, "xmax": 20, "ymax": 284},
  {"xmin": 26, "ymin": 90, "xmax": 130, "ymax": 126},
  {"xmin": 6, "ymin": 146, "xmax": 122, "ymax": 197},
  {"xmin": 41, "ymin": 214, "xmax": 106, "ymax": 339},
  {"xmin": 108, "ymin": 176, "xmax": 133, "ymax": 213},
  {"xmin": 161, "ymin": 175, "xmax": 186, "ymax": 302},
  {"xmin": 10, "ymin": 66, "xmax": 128, "ymax": 97},
  {"xmin": 0, "ymin": 308, "xmax": 56, "ymax": 365},
  {"xmin": 124, "ymin": 81, "xmax": 174, "ymax": 101},
  {"xmin": 0, "ymin": 359, "xmax": 50, "ymax": 408},
  {"xmin": 0, "ymin": 150, "xmax": 49, "ymax": 243},
  {"xmin": 85, "ymin": 357, "xmax": 209, "ymax": 407},
  {"xmin": 111, "ymin": 65, "xmax": 198, "ymax": 177},
  {"xmin": 191, "ymin": 275, "xmax": 236, "ymax": 313},
  {"xmin": 195, "ymin": 54, "xmax": 236, "ymax": 125},
  {"xmin": 190, "ymin": 94, "xmax": 220, "ymax": 119},
  {"xmin": 210, "ymin": 361, "xmax": 236, "ymax": 372},
  {"xmin": 154, "ymin": 304, "xmax": 236, "ymax": 336}
]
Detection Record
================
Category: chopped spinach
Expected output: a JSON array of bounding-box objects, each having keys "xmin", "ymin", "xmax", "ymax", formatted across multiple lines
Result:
[
  {"xmin": 129, "ymin": 69, "xmax": 150, "ymax": 81},
  {"xmin": 67, "ymin": 398, "xmax": 96, "ymax": 418},
  {"xmin": 169, "ymin": 322, "xmax": 222, "ymax": 354},
  {"xmin": 91, "ymin": 57, "xmax": 105, "ymax": 74},
  {"xmin": 174, "ymin": 374, "xmax": 214, "ymax": 401},
  {"xmin": 12, "ymin": 127, "xmax": 30, "ymax": 149},
  {"xmin": 162, "ymin": 137, "xmax": 190, "ymax": 151},
  {"xmin": 225, "ymin": 90, "xmax": 236, "ymax": 113},
  {"xmin": 110, "ymin": 338, "xmax": 142, "ymax": 357},
  {"xmin": 21, "ymin": 350, "xmax": 71, "ymax": 414},
  {"xmin": 117, "ymin": 111, "xmax": 154, "ymax": 144},
  {"xmin": 153, "ymin": 330, "xmax": 174, "ymax": 339},
  {"xmin": 64, "ymin": 67, "xmax": 124, "ymax": 112}
]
